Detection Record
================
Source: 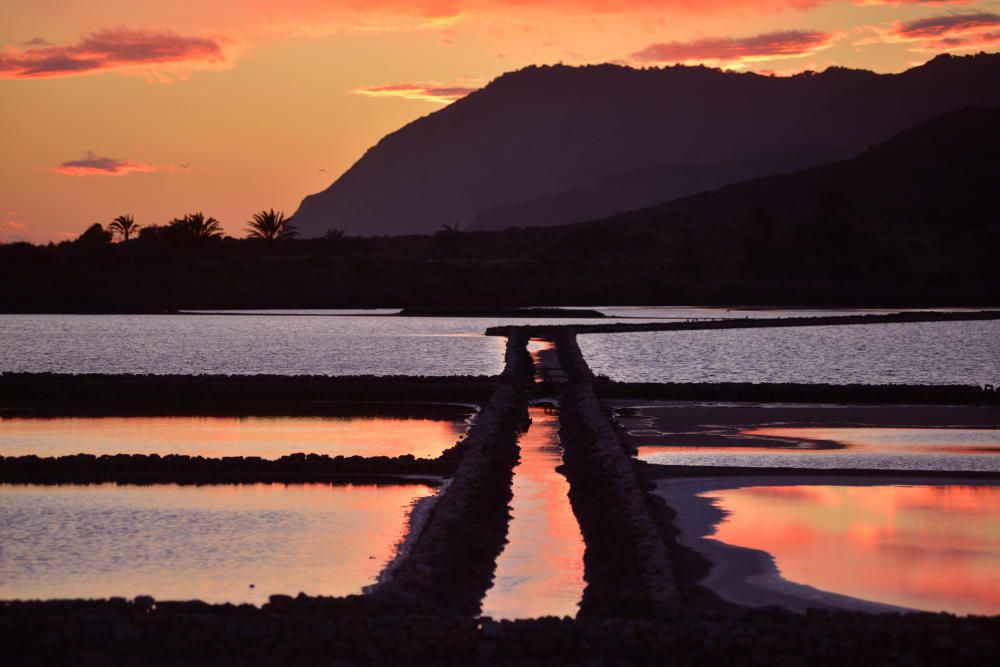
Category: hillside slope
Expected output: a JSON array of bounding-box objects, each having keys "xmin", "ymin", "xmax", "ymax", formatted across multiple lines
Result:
[{"xmin": 289, "ymin": 53, "xmax": 1000, "ymax": 237}]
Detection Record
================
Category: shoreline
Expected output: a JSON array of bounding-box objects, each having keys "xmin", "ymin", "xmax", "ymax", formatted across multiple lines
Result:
[{"xmin": 653, "ymin": 474, "xmax": 1000, "ymax": 614}]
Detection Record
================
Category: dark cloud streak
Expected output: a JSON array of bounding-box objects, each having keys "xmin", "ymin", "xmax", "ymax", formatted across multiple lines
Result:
[
  {"xmin": 631, "ymin": 30, "xmax": 837, "ymax": 64},
  {"xmin": 50, "ymin": 152, "xmax": 160, "ymax": 176},
  {"xmin": 0, "ymin": 28, "xmax": 228, "ymax": 79},
  {"xmin": 353, "ymin": 81, "xmax": 479, "ymax": 103}
]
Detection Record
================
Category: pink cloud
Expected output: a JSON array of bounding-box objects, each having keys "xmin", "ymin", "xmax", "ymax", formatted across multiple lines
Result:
[
  {"xmin": 353, "ymin": 81, "xmax": 480, "ymax": 103},
  {"xmin": 897, "ymin": 12, "xmax": 1000, "ymax": 38},
  {"xmin": 5, "ymin": 219, "xmax": 26, "ymax": 230},
  {"xmin": 50, "ymin": 152, "xmax": 161, "ymax": 177},
  {"xmin": 631, "ymin": 30, "xmax": 839, "ymax": 65},
  {"xmin": 872, "ymin": 11, "xmax": 1000, "ymax": 51},
  {"xmin": 0, "ymin": 28, "xmax": 233, "ymax": 80}
]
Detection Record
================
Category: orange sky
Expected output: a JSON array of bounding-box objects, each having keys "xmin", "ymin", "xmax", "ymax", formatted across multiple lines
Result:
[{"xmin": 2, "ymin": 0, "xmax": 999, "ymax": 243}]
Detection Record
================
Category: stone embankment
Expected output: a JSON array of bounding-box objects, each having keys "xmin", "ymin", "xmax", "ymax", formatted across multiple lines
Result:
[
  {"xmin": 0, "ymin": 373, "xmax": 496, "ymax": 417},
  {"xmin": 499, "ymin": 328, "xmax": 535, "ymax": 386},
  {"xmin": 0, "ymin": 449, "xmax": 465, "ymax": 485},
  {"xmin": 546, "ymin": 331, "xmax": 680, "ymax": 617},
  {"xmin": 371, "ymin": 381, "xmax": 528, "ymax": 615},
  {"xmin": 596, "ymin": 380, "xmax": 1000, "ymax": 404},
  {"xmin": 559, "ymin": 383, "xmax": 680, "ymax": 617},
  {"xmin": 2, "ymin": 597, "xmax": 997, "ymax": 666},
  {"xmin": 485, "ymin": 309, "xmax": 1000, "ymax": 338},
  {"xmin": 552, "ymin": 331, "xmax": 595, "ymax": 384}
]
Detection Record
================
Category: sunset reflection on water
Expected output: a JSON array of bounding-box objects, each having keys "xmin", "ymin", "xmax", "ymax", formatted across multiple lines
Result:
[
  {"xmin": 481, "ymin": 407, "xmax": 585, "ymax": 619},
  {"xmin": 0, "ymin": 414, "xmax": 469, "ymax": 459},
  {"xmin": 743, "ymin": 427, "xmax": 1000, "ymax": 455},
  {"xmin": 705, "ymin": 484, "xmax": 1000, "ymax": 615},
  {"xmin": 0, "ymin": 482, "xmax": 437, "ymax": 604}
]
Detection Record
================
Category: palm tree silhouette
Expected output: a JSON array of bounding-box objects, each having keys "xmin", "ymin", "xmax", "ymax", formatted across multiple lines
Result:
[
  {"xmin": 108, "ymin": 214, "xmax": 139, "ymax": 242},
  {"xmin": 434, "ymin": 223, "xmax": 467, "ymax": 257},
  {"xmin": 169, "ymin": 212, "xmax": 224, "ymax": 239},
  {"xmin": 246, "ymin": 209, "xmax": 296, "ymax": 242}
]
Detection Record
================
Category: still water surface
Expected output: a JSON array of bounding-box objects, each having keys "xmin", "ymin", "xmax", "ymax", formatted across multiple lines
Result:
[
  {"xmin": 480, "ymin": 408, "xmax": 585, "ymax": 619},
  {"xmin": 639, "ymin": 426, "xmax": 1000, "ymax": 472},
  {"xmin": 0, "ymin": 314, "xmax": 513, "ymax": 376},
  {"xmin": 0, "ymin": 413, "xmax": 470, "ymax": 459},
  {"xmin": 705, "ymin": 483, "xmax": 1000, "ymax": 615},
  {"xmin": 580, "ymin": 320, "xmax": 1000, "ymax": 385},
  {"xmin": 0, "ymin": 482, "xmax": 436, "ymax": 604},
  {"xmin": 3, "ymin": 310, "xmax": 983, "ymax": 378}
]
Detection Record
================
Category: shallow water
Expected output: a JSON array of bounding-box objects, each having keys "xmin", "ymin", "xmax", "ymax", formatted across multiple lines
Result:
[
  {"xmin": 580, "ymin": 319, "xmax": 1000, "ymax": 385},
  {"xmin": 639, "ymin": 426, "xmax": 1000, "ymax": 472},
  {"xmin": 0, "ymin": 412, "xmax": 471, "ymax": 459},
  {"xmin": 0, "ymin": 482, "xmax": 437, "ymax": 604},
  {"xmin": 0, "ymin": 313, "xmax": 646, "ymax": 376},
  {"xmin": 1, "ymin": 309, "xmax": 968, "ymax": 378},
  {"xmin": 480, "ymin": 408, "xmax": 585, "ymax": 619},
  {"xmin": 704, "ymin": 483, "xmax": 1000, "ymax": 615}
]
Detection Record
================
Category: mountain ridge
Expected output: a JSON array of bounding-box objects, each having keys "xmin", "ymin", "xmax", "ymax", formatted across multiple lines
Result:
[{"xmin": 289, "ymin": 53, "xmax": 1000, "ymax": 237}]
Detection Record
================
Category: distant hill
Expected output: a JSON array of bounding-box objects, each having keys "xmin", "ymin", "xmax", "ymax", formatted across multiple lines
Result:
[
  {"xmin": 580, "ymin": 105, "xmax": 1000, "ymax": 285},
  {"xmin": 289, "ymin": 53, "xmax": 1000, "ymax": 237},
  {"xmin": 649, "ymin": 105, "xmax": 1000, "ymax": 228},
  {"xmin": 5, "ymin": 106, "xmax": 997, "ymax": 313}
]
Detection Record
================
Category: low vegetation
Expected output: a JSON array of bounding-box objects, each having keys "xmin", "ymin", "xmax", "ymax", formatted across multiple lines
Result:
[{"xmin": 0, "ymin": 188, "xmax": 996, "ymax": 312}]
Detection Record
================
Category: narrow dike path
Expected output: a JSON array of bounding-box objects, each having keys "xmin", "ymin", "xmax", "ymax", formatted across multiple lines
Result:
[
  {"xmin": 548, "ymin": 332, "xmax": 681, "ymax": 617},
  {"xmin": 482, "ymin": 328, "xmax": 680, "ymax": 618}
]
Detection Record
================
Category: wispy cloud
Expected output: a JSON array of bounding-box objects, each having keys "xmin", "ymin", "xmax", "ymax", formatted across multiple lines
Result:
[
  {"xmin": 50, "ymin": 152, "xmax": 162, "ymax": 177},
  {"xmin": 353, "ymin": 81, "xmax": 480, "ymax": 103},
  {"xmin": 631, "ymin": 30, "xmax": 839, "ymax": 67},
  {"xmin": 897, "ymin": 12, "xmax": 1000, "ymax": 38},
  {"xmin": 865, "ymin": 11, "xmax": 1000, "ymax": 51},
  {"xmin": 0, "ymin": 28, "xmax": 234, "ymax": 81}
]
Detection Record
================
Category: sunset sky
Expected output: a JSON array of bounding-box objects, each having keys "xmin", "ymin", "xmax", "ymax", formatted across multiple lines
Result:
[{"xmin": 2, "ymin": 1, "xmax": 999, "ymax": 243}]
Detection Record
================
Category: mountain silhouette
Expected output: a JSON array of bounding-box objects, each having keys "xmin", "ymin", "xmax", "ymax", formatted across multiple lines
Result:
[
  {"xmin": 638, "ymin": 105, "xmax": 1000, "ymax": 229},
  {"xmin": 288, "ymin": 53, "xmax": 1000, "ymax": 237}
]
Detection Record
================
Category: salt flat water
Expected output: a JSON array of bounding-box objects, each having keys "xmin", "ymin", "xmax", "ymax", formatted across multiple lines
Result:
[
  {"xmin": 580, "ymin": 320, "xmax": 1000, "ymax": 385},
  {"xmin": 480, "ymin": 408, "xmax": 585, "ymax": 619},
  {"xmin": 0, "ymin": 312, "xmax": 655, "ymax": 376},
  {"xmin": 0, "ymin": 413, "xmax": 471, "ymax": 459},
  {"xmin": 0, "ymin": 482, "xmax": 437, "ymax": 604},
  {"xmin": 0, "ymin": 314, "xmax": 510, "ymax": 376},
  {"xmin": 638, "ymin": 426, "xmax": 1000, "ymax": 473},
  {"xmin": 702, "ymin": 483, "xmax": 1000, "ymax": 615},
  {"xmin": 0, "ymin": 309, "xmax": 983, "ymax": 378}
]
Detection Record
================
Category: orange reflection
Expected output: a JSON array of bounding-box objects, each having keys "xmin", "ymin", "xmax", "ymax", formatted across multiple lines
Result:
[
  {"xmin": 0, "ymin": 482, "xmax": 437, "ymax": 604},
  {"xmin": 480, "ymin": 407, "xmax": 585, "ymax": 619},
  {"xmin": 706, "ymin": 484, "xmax": 1000, "ymax": 615},
  {"xmin": 743, "ymin": 427, "xmax": 1000, "ymax": 455},
  {"xmin": 0, "ymin": 415, "xmax": 468, "ymax": 459},
  {"xmin": 527, "ymin": 338, "xmax": 564, "ymax": 384}
]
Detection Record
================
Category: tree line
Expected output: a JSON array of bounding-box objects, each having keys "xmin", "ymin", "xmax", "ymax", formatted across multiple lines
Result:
[{"xmin": 78, "ymin": 209, "xmax": 299, "ymax": 245}]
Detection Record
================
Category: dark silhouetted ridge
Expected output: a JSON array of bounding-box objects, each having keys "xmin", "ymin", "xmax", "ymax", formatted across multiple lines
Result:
[{"xmin": 288, "ymin": 53, "xmax": 1000, "ymax": 237}]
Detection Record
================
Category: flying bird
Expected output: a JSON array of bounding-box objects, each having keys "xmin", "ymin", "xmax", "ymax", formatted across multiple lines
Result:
[
  {"xmin": 318, "ymin": 168, "xmax": 327, "ymax": 174},
  {"xmin": 179, "ymin": 163, "xmax": 191, "ymax": 169}
]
